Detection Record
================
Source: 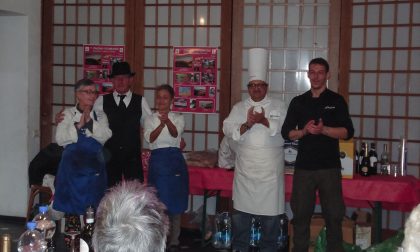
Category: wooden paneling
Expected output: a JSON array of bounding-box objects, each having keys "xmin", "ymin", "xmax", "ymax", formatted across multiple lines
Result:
[{"xmin": 40, "ymin": 0, "xmax": 54, "ymax": 148}]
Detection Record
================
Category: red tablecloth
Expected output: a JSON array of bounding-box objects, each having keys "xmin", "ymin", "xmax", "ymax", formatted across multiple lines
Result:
[{"xmin": 187, "ymin": 166, "xmax": 420, "ymax": 212}]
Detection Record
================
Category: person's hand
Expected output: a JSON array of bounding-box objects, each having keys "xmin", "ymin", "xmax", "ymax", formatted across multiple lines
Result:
[
  {"xmin": 55, "ymin": 108, "xmax": 65, "ymax": 125},
  {"xmin": 246, "ymin": 107, "xmax": 257, "ymax": 128},
  {"xmin": 158, "ymin": 112, "xmax": 169, "ymax": 124},
  {"xmin": 77, "ymin": 107, "xmax": 92, "ymax": 129},
  {"xmin": 254, "ymin": 107, "xmax": 265, "ymax": 123},
  {"xmin": 180, "ymin": 137, "xmax": 186, "ymax": 150},
  {"xmin": 305, "ymin": 118, "xmax": 323, "ymax": 135},
  {"xmin": 82, "ymin": 107, "xmax": 92, "ymax": 123}
]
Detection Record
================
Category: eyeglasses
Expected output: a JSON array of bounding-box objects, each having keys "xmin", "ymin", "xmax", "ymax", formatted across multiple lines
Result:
[
  {"xmin": 247, "ymin": 83, "xmax": 267, "ymax": 89},
  {"xmin": 78, "ymin": 90, "xmax": 99, "ymax": 95}
]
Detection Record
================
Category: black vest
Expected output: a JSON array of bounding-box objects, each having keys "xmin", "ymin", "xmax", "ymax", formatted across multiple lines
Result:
[{"xmin": 103, "ymin": 93, "xmax": 142, "ymax": 158}]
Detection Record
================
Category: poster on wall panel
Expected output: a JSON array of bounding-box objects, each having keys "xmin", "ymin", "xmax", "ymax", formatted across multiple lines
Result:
[
  {"xmin": 172, "ymin": 47, "xmax": 218, "ymax": 113},
  {"xmin": 83, "ymin": 44, "xmax": 125, "ymax": 94}
]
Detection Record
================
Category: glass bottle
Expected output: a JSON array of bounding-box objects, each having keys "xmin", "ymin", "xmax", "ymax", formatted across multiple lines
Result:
[
  {"xmin": 360, "ymin": 143, "xmax": 370, "ymax": 176},
  {"xmin": 1, "ymin": 234, "xmax": 11, "ymax": 252},
  {"xmin": 369, "ymin": 143, "xmax": 378, "ymax": 175},
  {"xmin": 81, "ymin": 206, "xmax": 95, "ymax": 251},
  {"xmin": 277, "ymin": 214, "xmax": 289, "ymax": 252},
  {"xmin": 398, "ymin": 136, "xmax": 408, "ymax": 176},
  {"xmin": 354, "ymin": 148, "xmax": 359, "ymax": 174},
  {"xmin": 379, "ymin": 144, "xmax": 391, "ymax": 175},
  {"xmin": 358, "ymin": 142, "xmax": 366, "ymax": 168},
  {"xmin": 249, "ymin": 216, "xmax": 261, "ymax": 250}
]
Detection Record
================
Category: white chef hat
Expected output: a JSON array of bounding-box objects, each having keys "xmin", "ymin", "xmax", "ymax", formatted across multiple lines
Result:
[{"xmin": 248, "ymin": 48, "xmax": 268, "ymax": 83}]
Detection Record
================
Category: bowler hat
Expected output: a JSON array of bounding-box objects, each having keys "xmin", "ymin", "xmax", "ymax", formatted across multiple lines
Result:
[{"xmin": 109, "ymin": 61, "xmax": 135, "ymax": 78}]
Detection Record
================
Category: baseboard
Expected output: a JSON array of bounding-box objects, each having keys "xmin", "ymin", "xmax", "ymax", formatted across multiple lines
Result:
[{"xmin": 0, "ymin": 215, "xmax": 26, "ymax": 224}]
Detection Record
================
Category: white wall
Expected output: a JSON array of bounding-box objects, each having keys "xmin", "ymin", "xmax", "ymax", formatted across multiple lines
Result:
[{"xmin": 0, "ymin": 0, "xmax": 41, "ymax": 217}]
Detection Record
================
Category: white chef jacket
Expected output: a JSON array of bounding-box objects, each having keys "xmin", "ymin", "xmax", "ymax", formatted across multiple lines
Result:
[
  {"xmin": 223, "ymin": 96, "xmax": 287, "ymax": 216},
  {"xmin": 218, "ymin": 136, "xmax": 237, "ymax": 169},
  {"xmin": 144, "ymin": 112, "xmax": 185, "ymax": 150},
  {"xmin": 55, "ymin": 106, "xmax": 112, "ymax": 147},
  {"xmin": 93, "ymin": 90, "xmax": 152, "ymax": 126}
]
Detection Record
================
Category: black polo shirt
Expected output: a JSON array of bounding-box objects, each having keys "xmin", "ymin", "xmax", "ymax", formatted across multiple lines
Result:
[{"xmin": 281, "ymin": 89, "xmax": 354, "ymax": 170}]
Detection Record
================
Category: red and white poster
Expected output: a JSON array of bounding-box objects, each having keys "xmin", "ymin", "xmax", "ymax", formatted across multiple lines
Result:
[
  {"xmin": 172, "ymin": 47, "xmax": 217, "ymax": 113},
  {"xmin": 83, "ymin": 44, "xmax": 125, "ymax": 94}
]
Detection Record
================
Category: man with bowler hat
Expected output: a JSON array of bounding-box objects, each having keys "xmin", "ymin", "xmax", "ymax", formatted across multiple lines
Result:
[
  {"xmin": 95, "ymin": 61, "xmax": 152, "ymax": 187},
  {"xmin": 57, "ymin": 61, "xmax": 152, "ymax": 187}
]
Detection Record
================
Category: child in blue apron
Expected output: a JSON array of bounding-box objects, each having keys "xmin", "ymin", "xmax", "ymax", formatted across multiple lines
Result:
[{"xmin": 144, "ymin": 84, "xmax": 189, "ymax": 251}]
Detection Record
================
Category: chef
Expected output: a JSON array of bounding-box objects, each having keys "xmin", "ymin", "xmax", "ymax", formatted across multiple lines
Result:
[{"xmin": 223, "ymin": 48, "xmax": 287, "ymax": 252}]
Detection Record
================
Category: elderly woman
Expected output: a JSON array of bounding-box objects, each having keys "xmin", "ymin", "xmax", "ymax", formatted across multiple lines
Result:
[{"xmin": 53, "ymin": 79, "xmax": 112, "ymax": 218}]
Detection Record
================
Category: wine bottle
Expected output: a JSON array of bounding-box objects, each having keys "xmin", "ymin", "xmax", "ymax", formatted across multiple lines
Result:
[
  {"xmin": 369, "ymin": 143, "xmax": 378, "ymax": 175},
  {"xmin": 360, "ymin": 143, "xmax": 370, "ymax": 176},
  {"xmin": 358, "ymin": 142, "xmax": 366, "ymax": 167},
  {"xmin": 81, "ymin": 206, "xmax": 95, "ymax": 251},
  {"xmin": 354, "ymin": 149, "xmax": 359, "ymax": 174}
]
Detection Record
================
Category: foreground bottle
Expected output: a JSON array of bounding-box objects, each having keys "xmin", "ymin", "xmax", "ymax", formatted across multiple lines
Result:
[
  {"xmin": 33, "ymin": 205, "xmax": 56, "ymax": 250},
  {"xmin": 81, "ymin": 206, "xmax": 95, "ymax": 251},
  {"xmin": 1, "ymin": 234, "xmax": 11, "ymax": 252},
  {"xmin": 18, "ymin": 222, "xmax": 47, "ymax": 252}
]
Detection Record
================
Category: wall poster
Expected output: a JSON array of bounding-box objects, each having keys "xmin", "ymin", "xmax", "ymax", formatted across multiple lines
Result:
[
  {"xmin": 172, "ymin": 47, "xmax": 217, "ymax": 113},
  {"xmin": 83, "ymin": 44, "xmax": 125, "ymax": 94}
]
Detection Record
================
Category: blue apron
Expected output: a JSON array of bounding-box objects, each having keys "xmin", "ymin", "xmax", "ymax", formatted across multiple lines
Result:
[
  {"xmin": 148, "ymin": 147, "xmax": 189, "ymax": 215},
  {"xmin": 53, "ymin": 131, "xmax": 107, "ymax": 215}
]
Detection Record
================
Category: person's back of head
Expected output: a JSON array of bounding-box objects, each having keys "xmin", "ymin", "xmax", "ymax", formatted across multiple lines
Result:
[
  {"xmin": 92, "ymin": 181, "xmax": 169, "ymax": 252},
  {"xmin": 402, "ymin": 203, "xmax": 420, "ymax": 252}
]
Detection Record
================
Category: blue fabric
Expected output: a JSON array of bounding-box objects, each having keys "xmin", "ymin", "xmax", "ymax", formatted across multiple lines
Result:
[
  {"xmin": 53, "ymin": 131, "xmax": 107, "ymax": 215},
  {"xmin": 148, "ymin": 147, "xmax": 189, "ymax": 214}
]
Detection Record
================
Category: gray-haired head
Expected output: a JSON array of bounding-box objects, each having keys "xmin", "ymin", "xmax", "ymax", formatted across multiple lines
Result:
[
  {"xmin": 74, "ymin": 78, "xmax": 95, "ymax": 91},
  {"xmin": 92, "ymin": 181, "xmax": 169, "ymax": 252},
  {"xmin": 402, "ymin": 203, "xmax": 420, "ymax": 251}
]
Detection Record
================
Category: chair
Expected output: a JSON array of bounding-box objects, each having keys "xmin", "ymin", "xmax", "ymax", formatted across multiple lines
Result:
[{"xmin": 26, "ymin": 185, "xmax": 53, "ymax": 222}]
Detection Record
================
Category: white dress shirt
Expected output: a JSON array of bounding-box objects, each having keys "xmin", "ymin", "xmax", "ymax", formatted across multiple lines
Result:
[
  {"xmin": 93, "ymin": 90, "xmax": 152, "ymax": 126},
  {"xmin": 144, "ymin": 112, "xmax": 185, "ymax": 150}
]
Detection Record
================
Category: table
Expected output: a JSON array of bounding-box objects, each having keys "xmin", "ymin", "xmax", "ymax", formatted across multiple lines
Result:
[{"xmin": 186, "ymin": 166, "xmax": 420, "ymax": 244}]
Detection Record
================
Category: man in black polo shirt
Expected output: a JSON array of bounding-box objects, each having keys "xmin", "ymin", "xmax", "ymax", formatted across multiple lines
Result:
[
  {"xmin": 94, "ymin": 62, "xmax": 151, "ymax": 187},
  {"xmin": 281, "ymin": 58, "xmax": 354, "ymax": 252}
]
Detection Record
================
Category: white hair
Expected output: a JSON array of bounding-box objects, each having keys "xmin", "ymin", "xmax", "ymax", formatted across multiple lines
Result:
[
  {"xmin": 92, "ymin": 180, "xmax": 169, "ymax": 252},
  {"xmin": 402, "ymin": 204, "xmax": 420, "ymax": 252}
]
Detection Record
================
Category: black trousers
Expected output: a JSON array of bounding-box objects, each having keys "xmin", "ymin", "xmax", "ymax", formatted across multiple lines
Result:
[
  {"xmin": 106, "ymin": 154, "xmax": 143, "ymax": 188},
  {"xmin": 291, "ymin": 168, "xmax": 345, "ymax": 252}
]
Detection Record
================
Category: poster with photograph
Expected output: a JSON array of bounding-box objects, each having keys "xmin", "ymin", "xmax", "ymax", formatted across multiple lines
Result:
[
  {"xmin": 172, "ymin": 47, "xmax": 217, "ymax": 113},
  {"xmin": 83, "ymin": 44, "xmax": 125, "ymax": 94}
]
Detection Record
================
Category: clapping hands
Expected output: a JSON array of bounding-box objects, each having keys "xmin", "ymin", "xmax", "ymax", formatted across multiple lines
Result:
[
  {"xmin": 246, "ymin": 106, "xmax": 266, "ymax": 128},
  {"xmin": 77, "ymin": 107, "xmax": 92, "ymax": 129},
  {"xmin": 304, "ymin": 118, "xmax": 324, "ymax": 135},
  {"xmin": 158, "ymin": 111, "xmax": 169, "ymax": 125}
]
